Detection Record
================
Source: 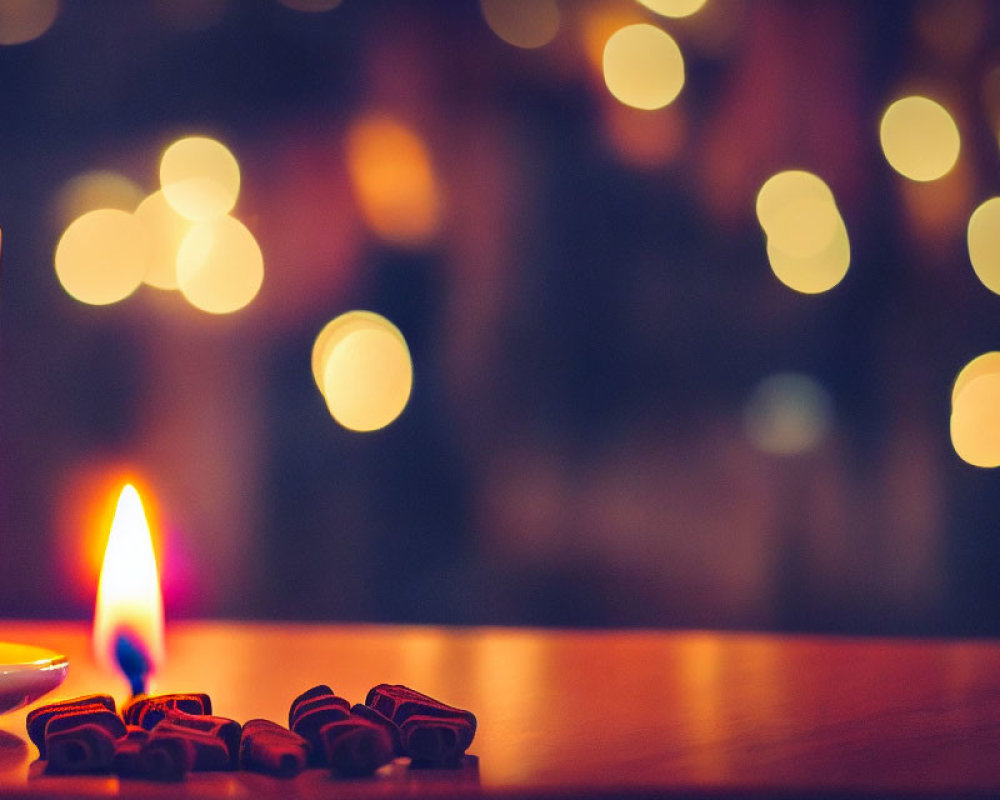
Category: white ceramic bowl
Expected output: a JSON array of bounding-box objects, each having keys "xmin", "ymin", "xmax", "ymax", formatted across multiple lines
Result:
[{"xmin": 0, "ymin": 643, "xmax": 69, "ymax": 715}]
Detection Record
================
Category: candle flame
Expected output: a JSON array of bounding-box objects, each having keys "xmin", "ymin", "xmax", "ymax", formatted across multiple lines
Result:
[{"xmin": 93, "ymin": 484, "xmax": 165, "ymax": 691}]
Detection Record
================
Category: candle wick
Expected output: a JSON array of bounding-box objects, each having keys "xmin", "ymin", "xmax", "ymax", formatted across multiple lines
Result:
[{"xmin": 115, "ymin": 633, "xmax": 149, "ymax": 697}]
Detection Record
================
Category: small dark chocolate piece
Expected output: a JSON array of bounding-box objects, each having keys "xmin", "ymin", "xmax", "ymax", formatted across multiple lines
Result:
[
  {"xmin": 45, "ymin": 724, "xmax": 116, "ymax": 774},
  {"xmin": 289, "ymin": 694, "xmax": 351, "ymax": 728},
  {"xmin": 26, "ymin": 695, "xmax": 116, "ymax": 758},
  {"xmin": 288, "ymin": 684, "xmax": 333, "ymax": 728},
  {"xmin": 45, "ymin": 708, "xmax": 127, "ymax": 749},
  {"xmin": 364, "ymin": 683, "xmax": 415, "ymax": 719},
  {"xmin": 159, "ymin": 711, "xmax": 241, "ymax": 768},
  {"xmin": 366, "ymin": 684, "xmax": 477, "ymax": 740},
  {"xmin": 122, "ymin": 694, "xmax": 211, "ymax": 730},
  {"xmin": 290, "ymin": 704, "xmax": 350, "ymax": 766},
  {"xmin": 350, "ymin": 704, "xmax": 403, "ymax": 755},
  {"xmin": 394, "ymin": 702, "xmax": 476, "ymax": 750},
  {"xmin": 240, "ymin": 719, "xmax": 310, "ymax": 777},
  {"xmin": 320, "ymin": 718, "xmax": 394, "ymax": 777},
  {"xmin": 399, "ymin": 715, "xmax": 473, "ymax": 768},
  {"xmin": 139, "ymin": 734, "xmax": 196, "ymax": 781},
  {"xmin": 149, "ymin": 725, "xmax": 231, "ymax": 771}
]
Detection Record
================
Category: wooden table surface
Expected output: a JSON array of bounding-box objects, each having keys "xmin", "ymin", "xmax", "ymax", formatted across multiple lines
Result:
[{"xmin": 0, "ymin": 621, "xmax": 998, "ymax": 798}]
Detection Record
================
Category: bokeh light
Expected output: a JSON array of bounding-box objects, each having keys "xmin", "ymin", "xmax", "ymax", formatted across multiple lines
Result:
[
  {"xmin": 310, "ymin": 310, "xmax": 396, "ymax": 392},
  {"xmin": 636, "ymin": 0, "xmax": 708, "ymax": 19},
  {"xmin": 967, "ymin": 197, "xmax": 1000, "ymax": 295},
  {"xmin": 134, "ymin": 190, "xmax": 194, "ymax": 291},
  {"xmin": 322, "ymin": 316, "xmax": 413, "ymax": 433},
  {"xmin": 756, "ymin": 170, "xmax": 841, "ymax": 258},
  {"xmin": 766, "ymin": 220, "xmax": 851, "ymax": 295},
  {"xmin": 756, "ymin": 170, "xmax": 834, "ymax": 228},
  {"xmin": 54, "ymin": 170, "xmax": 144, "ymax": 229},
  {"xmin": 952, "ymin": 352, "xmax": 1000, "ymax": 408},
  {"xmin": 55, "ymin": 209, "xmax": 149, "ymax": 306},
  {"xmin": 345, "ymin": 112, "xmax": 441, "ymax": 247},
  {"xmin": 160, "ymin": 135, "xmax": 241, "ymax": 222},
  {"xmin": 602, "ymin": 23, "xmax": 685, "ymax": 111},
  {"xmin": 950, "ymin": 372, "xmax": 1000, "ymax": 468},
  {"xmin": 176, "ymin": 215, "xmax": 263, "ymax": 314},
  {"xmin": 756, "ymin": 171, "xmax": 850, "ymax": 293},
  {"xmin": 744, "ymin": 373, "xmax": 833, "ymax": 456},
  {"xmin": 0, "ymin": 0, "xmax": 59, "ymax": 45},
  {"xmin": 879, "ymin": 95, "xmax": 961, "ymax": 182},
  {"xmin": 480, "ymin": 0, "xmax": 560, "ymax": 49}
]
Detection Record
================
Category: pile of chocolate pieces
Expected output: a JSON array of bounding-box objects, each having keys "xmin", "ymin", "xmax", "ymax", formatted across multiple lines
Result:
[{"xmin": 26, "ymin": 683, "xmax": 476, "ymax": 780}]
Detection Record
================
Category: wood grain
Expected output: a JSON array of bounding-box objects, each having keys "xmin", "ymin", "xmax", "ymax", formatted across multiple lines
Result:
[{"xmin": 0, "ymin": 621, "xmax": 998, "ymax": 798}]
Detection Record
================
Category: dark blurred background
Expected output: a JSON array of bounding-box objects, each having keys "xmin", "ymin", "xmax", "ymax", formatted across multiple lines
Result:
[{"xmin": 1, "ymin": 0, "xmax": 999, "ymax": 635}]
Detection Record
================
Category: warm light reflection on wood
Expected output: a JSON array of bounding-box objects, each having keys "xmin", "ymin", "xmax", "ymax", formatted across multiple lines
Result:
[
  {"xmin": 2, "ymin": 623, "xmax": 1000, "ymax": 796},
  {"xmin": 678, "ymin": 635, "xmax": 727, "ymax": 780},
  {"xmin": 472, "ymin": 633, "xmax": 546, "ymax": 782}
]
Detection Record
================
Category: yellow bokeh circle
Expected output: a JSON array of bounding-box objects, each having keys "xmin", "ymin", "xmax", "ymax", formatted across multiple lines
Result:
[
  {"xmin": 602, "ymin": 24, "xmax": 685, "ymax": 111},
  {"xmin": 879, "ymin": 95, "xmax": 961, "ymax": 182},
  {"xmin": 310, "ymin": 310, "xmax": 398, "ymax": 392},
  {"xmin": 176, "ymin": 215, "xmax": 263, "ymax": 314},
  {"xmin": 636, "ymin": 0, "xmax": 707, "ymax": 18},
  {"xmin": 967, "ymin": 197, "xmax": 1000, "ymax": 295},
  {"xmin": 324, "ymin": 328, "xmax": 413, "ymax": 433},
  {"xmin": 756, "ymin": 170, "xmax": 841, "ymax": 258},
  {"xmin": 756, "ymin": 170, "xmax": 850, "ymax": 293},
  {"xmin": 767, "ymin": 194, "xmax": 842, "ymax": 259},
  {"xmin": 160, "ymin": 136, "xmax": 241, "ymax": 222},
  {"xmin": 952, "ymin": 352, "xmax": 1000, "ymax": 408},
  {"xmin": 55, "ymin": 209, "xmax": 149, "ymax": 306},
  {"xmin": 951, "ymin": 372, "xmax": 1000, "ymax": 468},
  {"xmin": 766, "ymin": 218, "xmax": 851, "ymax": 295},
  {"xmin": 314, "ymin": 311, "xmax": 413, "ymax": 433},
  {"xmin": 756, "ymin": 171, "xmax": 834, "ymax": 221}
]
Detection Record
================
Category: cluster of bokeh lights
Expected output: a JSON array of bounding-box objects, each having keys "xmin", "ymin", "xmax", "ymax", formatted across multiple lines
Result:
[
  {"xmin": 55, "ymin": 136, "xmax": 263, "ymax": 315},
  {"xmin": 873, "ymin": 92, "xmax": 1000, "ymax": 466},
  {"xmin": 40, "ymin": 2, "xmax": 1000, "ymax": 456}
]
